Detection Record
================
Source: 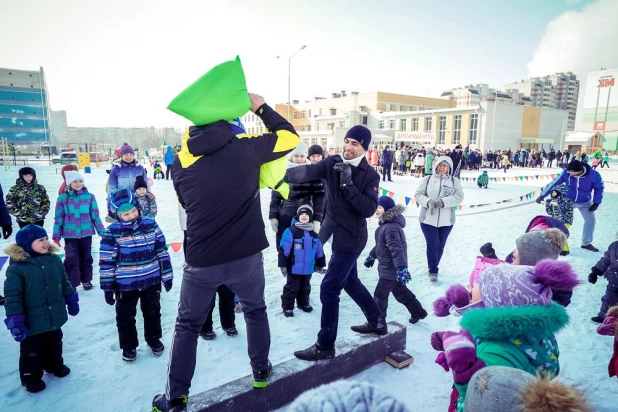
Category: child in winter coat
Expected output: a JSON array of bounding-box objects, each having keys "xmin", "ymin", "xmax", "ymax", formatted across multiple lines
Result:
[
  {"xmin": 153, "ymin": 161, "xmax": 164, "ymax": 180},
  {"xmin": 544, "ymin": 184, "xmax": 573, "ymax": 250},
  {"xmin": 431, "ymin": 259, "xmax": 579, "ymax": 412},
  {"xmin": 476, "ymin": 171, "xmax": 488, "ymax": 189},
  {"xmin": 589, "ymin": 240, "xmax": 618, "ymax": 324},
  {"xmin": 413, "ymin": 153, "xmax": 425, "ymax": 178},
  {"xmin": 106, "ymin": 143, "xmax": 148, "ymax": 221},
  {"xmin": 278, "ymin": 205, "xmax": 326, "ymax": 317},
  {"xmin": 5, "ymin": 167, "xmax": 50, "ymax": 228},
  {"xmin": 364, "ymin": 197, "xmax": 427, "ymax": 324},
  {"xmin": 99, "ymin": 188, "xmax": 173, "ymax": 361},
  {"xmin": 596, "ymin": 305, "xmax": 618, "ymax": 378},
  {"xmin": 3, "ymin": 225, "xmax": 79, "ymax": 393},
  {"xmin": 58, "ymin": 163, "xmax": 79, "ymax": 195},
  {"xmin": 133, "ymin": 176, "xmax": 157, "ymax": 219},
  {"xmin": 52, "ymin": 171, "xmax": 106, "ymax": 290}
]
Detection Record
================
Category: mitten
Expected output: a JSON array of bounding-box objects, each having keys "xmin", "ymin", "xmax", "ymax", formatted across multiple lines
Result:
[
  {"xmin": 430, "ymin": 330, "xmax": 486, "ymax": 385},
  {"xmin": 313, "ymin": 221, "xmax": 321, "ymax": 234},
  {"xmin": 535, "ymin": 195, "xmax": 544, "ymax": 204},
  {"xmin": 104, "ymin": 291, "xmax": 116, "ymax": 306},
  {"xmin": 588, "ymin": 267, "xmax": 602, "ymax": 284},
  {"xmin": 4, "ymin": 315, "xmax": 28, "ymax": 342},
  {"xmin": 333, "ymin": 162, "xmax": 353, "ymax": 187},
  {"xmin": 1, "ymin": 224, "xmax": 12, "ymax": 240},
  {"xmin": 364, "ymin": 256, "xmax": 376, "ymax": 268},
  {"xmin": 396, "ymin": 267, "xmax": 411, "ymax": 285},
  {"xmin": 433, "ymin": 199, "xmax": 444, "ymax": 209},
  {"xmin": 597, "ymin": 314, "xmax": 617, "ymax": 336},
  {"xmin": 163, "ymin": 280, "xmax": 173, "ymax": 292},
  {"xmin": 270, "ymin": 218, "xmax": 278, "ymax": 233},
  {"xmin": 427, "ymin": 199, "xmax": 436, "ymax": 215},
  {"xmin": 280, "ymin": 267, "xmax": 288, "ymax": 277},
  {"xmin": 65, "ymin": 291, "xmax": 79, "ymax": 316},
  {"xmin": 589, "ymin": 203, "xmax": 599, "ymax": 212}
]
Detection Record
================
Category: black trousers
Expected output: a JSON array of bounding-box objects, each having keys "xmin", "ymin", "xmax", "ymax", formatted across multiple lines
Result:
[
  {"xmin": 281, "ymin": 274, "xmax": 312, "ymax": 310},
  {"xmin": 382, "ymin": 165, "xmax": 391, "ymax": 181},
  {"xmin": 19, "ymin": 329, "xmax": 64, "ymax": 385},
  {"xmin": 166, "ymin": 164, "xmax": 173, "ymax": 180},
  {"xmin": 115, "ymin": 286, "xmax": 161, "ymax": 349},
  {"xmin": 17, "ymin": 220, "xmax": 44, "ymax": 229},
  {"xmin": 373, "ymin": 278, "xmax": 425, "ymax": 318},
  {"xmin": 64, "ymin": 237, "xmax": 93, "ymax": 288},
  {"xmin": 201, "ymin": 284, "xmax": 236, "ymax": 332}
]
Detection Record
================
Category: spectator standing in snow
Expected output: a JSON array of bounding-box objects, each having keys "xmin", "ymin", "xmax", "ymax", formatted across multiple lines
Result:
[
  {"xmin": 449, "ymin": 144, "xmax": 464, "ymax": 178},
  {"xmin": 5, "ymin": 167, "xmax": 50, "ymax": 229},
  {"xmin": 284, "ymin": 125, "xmax": 387, "ymax": 361},
  {"xmin": 414, "ymin": 156, "xmax": 464, "ymax": 282},
  {"xmin": 589, "ymin": 240, "xmax": 618, "ymax": 324},
  {"xmin": 381, "ymin": 145, "xmax": 393, "ymax": 182},
  {"xmin": 107, "ymin": 143, "xmax": 148, "ymax": 221},
  {"xmin": 164, "ymin": 146, "xmax": 175, "ymax": 180}
]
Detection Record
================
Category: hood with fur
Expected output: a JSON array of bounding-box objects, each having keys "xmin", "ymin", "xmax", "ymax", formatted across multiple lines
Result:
[
  {"xmin": 379, "ymin": 204, "xmax": 406, "ymax": 226},
  {"xmin": 4, "ymin": 243, "xmax": 60, "ymax": 262},
  {"xmin": 432, "ymin": 155, "xmax": 453, "ymax": 176}
]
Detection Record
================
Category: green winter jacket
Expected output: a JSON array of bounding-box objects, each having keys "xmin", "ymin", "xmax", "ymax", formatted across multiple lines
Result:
[
  {"xmin": 5, "ymin": 178, "xmax": 50, "ymax": 224},
  {"xmin": 425, "ymin": 154, "xmax": 434, "ymax": 175},
  {"xmin": 3, "ymin": 243, "xmax": 74, "ymax": 336},
  {"xmin": 455, "ymin": 303, "xmax": 569, "ymax": 411}
]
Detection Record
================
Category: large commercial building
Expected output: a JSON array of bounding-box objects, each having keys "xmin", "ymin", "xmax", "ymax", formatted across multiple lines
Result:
[
  {"xmin": 51, "ymin": 110, "xmax": 68, "ymax": 145},
  {"xmin": 441, "ymin": 84, "xmax": 533, "ymax": 107},
  {"xmin": 581, "ymin": 68, "xmax": 617, "ymax": 151},
  {"xmin": 0, "ymin": 67, "xmax": 52, "ymax": 153}
]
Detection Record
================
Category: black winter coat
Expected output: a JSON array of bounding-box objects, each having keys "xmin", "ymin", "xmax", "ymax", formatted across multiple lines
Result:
[
  {"xmin": 285, "ymin": 155, "xmax": 379, "ymax": 253},
  {"xmin": 382, "ymin": 149, "xmax": 393, "ymax": 166},
  {"xmin": 596, "ymin": 241, "xmax": 618, "ymax": 289},
  {"xmin": 0, "ymin": 183, "xmax": 12, "ymax": 227},
  {"xmin": 369, "ymin": 205, "xmax": 407, "ymax": 280},
  {"xmin": 268, "ymin": 179, "xmax": 325, "ymax": 222},
  {"xmin": 450, "ymin": 151, "xmax": 464, "ymax": 172}
]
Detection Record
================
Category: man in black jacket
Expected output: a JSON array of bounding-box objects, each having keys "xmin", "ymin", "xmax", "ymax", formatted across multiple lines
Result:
[{"xmin": 284, "ymin": 125, "xmax": 387, "ymax": 361}]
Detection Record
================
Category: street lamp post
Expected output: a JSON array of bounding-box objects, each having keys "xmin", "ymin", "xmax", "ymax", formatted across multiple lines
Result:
[{"xmin": 282, "ymin": 45, "xmax": 307, "ymax": 121}]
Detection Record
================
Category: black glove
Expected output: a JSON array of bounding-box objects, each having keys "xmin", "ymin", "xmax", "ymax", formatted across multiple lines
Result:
[
  {"xmin": 364, "ymin": 256, "xmax": 376, "ymax": 268},
  {"xmin": 333, "ymin": 162, "xmax": 353, "ymax": 187},
  {"xmin": 588, "ymin": 267, "xmax": 602, "ymax": 284},
  {"xmin": 1, "ymin": 225, "xmax": 12, "ymax": 240},
  {"xmin": 588, "ymin": 203, "xmax": 599, "ymax": 212},
  {"xmin": 163, "ymin": 280, "xmax": 173, "ymax": 292},
  {"xmin": 535, "ymin": 195, "xmax": 544, "ymax": 204},
  {"xmin": 104, "ymin": 291, "xmax": 116, "ymax": 306}
]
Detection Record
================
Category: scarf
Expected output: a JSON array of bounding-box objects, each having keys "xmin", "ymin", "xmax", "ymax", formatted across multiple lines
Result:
[
  {"xmin": 294, "ymin": 222, "xmax": 314, "ymax": 231},
  {"xmin": 342, "ymin": 153, "xmax": 365, "ymax": 167}
]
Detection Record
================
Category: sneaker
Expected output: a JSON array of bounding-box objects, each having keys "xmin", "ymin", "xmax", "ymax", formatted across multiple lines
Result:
[
  {"xmin": 148, "ymin": 339, "xmax": 165, "ymax": 355},
  {"xmin": 82, "ymin": 282, "xmax": 93, "ymax": 290},
  {"xmin": 409, "ymin": 309, "xmax": 428, "ymax": 325},
  {"xmin": 122, "ymin": 348, "xmax": 137, "ymax": 361},
  {"xmin": 199, "ymin": 330, "xmax": 216, "ymax": 340},
  {"xmin": 294, "ymin": 344, "xmax": 335, "ymax": 361},
  {"xmin": 581, "ymin": 244, "xmax": 600, "ymax": 252},
  {"xmin": 252, "ymin": 360, "xmax": 272, "ymax": 389},
  {"xmin": 52, "ymin": 365, "xmax": 71, "ymax": 378},
  {"xmin": 283, "ymin": 309, "xmax": 294, "ymax": 317},
  {"xmin": 298, "ymin": 304, "xmax": 313, "ymax": 313},
  {"xmin": 224, "ymin": 327, "xmax": 238, "ymax": 337},
  {"xmin": 591, "ymin": 316, "xmax": 605, "ymax": 324},
  {"xmin": 234, "ymin": 302, "xmax": 242, "ymax": 313},
  {"xmin": 559, "ymin": 251, "xmax": 570, "ymax": 256},
  {"xmin": 152, "ymin": 394, "xmax": 188, "ymax": 412},
  {"xmin": 22, "ymin": 380, "xmax": 46, "ymax": 393},
  {"xmin": 429, "ymin": 273, "xmax": 438, "ymax": 282},
  {"xmin": 351, "ymin": 321, "xmax": 388, "ymax": 336}
]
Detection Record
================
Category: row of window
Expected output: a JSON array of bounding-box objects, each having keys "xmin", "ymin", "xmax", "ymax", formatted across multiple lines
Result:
[
  {"xmin": 377, "ymin": 114, "xmax": 479, "ymax": 145},
  {"xmin": 293, "ymin": 108, "xmax": 338, "ymax": 119}
]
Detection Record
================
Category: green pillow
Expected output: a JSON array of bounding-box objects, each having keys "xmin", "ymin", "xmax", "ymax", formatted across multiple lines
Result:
[{"xmin": 167, "ymin": 56, "xmax": 251, "ymax": 126}]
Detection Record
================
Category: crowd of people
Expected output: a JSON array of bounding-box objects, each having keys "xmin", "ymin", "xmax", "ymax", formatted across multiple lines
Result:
[{"xmin": 0, "ymin": 90, "xmax": 616, "ymax": 412}]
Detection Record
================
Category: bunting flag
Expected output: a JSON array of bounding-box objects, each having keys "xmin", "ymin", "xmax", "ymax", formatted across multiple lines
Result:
[
  {"xmin": 170, "ymin": 242, "xmax": 183, "ymax": 253},
  {"xmin": 48, "ymin": 241, "xmax": 191, "ymax": 261},
  {"xmin": 0, "ymin": 256, "xmax": 8, "ymax": 272},
  {"xmin": 459, "ymin": 174, "xmax": 557, "ymax": 183},
  {"xmin": 388, "ymin": 191, "xmax": 395, "ymax": 198}
]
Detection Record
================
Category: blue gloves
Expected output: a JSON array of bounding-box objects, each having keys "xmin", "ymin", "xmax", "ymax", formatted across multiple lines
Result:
[
  {"xmin": 4, "ymin": 315, "xmax": 28, "ymax": 342},
  {"xmin": 397, "ymin": 267, "xmax": 412, "ymax": 285},
  {"xmin": 163, "ymin": 280, "xmax": 173, "ymax": 293},
  {"xmin": 364, "ymin": 256, "xmax": 376, "ymax": 268},
  {"xmin": 104, "ymin": 291, "xmax": 116, "ymax": 306},
  {"xmin": 65, "ymin": 292, "xmax": 80, "ymax": 316}
]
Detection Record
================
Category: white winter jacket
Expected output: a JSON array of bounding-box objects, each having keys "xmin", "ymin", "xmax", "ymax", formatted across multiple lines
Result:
[
  {"xmin": 414, "ymin": 154, "xmax": 425, "ymax": 167},
  {"xmin": 414, "ymin": 156, "xmax": 464, "ymax": 227}
]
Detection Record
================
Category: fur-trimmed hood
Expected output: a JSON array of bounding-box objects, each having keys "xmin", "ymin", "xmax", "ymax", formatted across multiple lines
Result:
[
  {"xmin": 4, "ymin": 243, "xmax": 60, "ymax": 262},
  {"xmin": 461, "ymin": 303, "xmax": 569, "ymax": 341},
  {"xmin": 379, "ymin": 204, "xmax": 406, "ymax": 227}
]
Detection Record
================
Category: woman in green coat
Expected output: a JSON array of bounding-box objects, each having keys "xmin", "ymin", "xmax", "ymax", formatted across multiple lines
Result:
[{"xmin": 3, "ymin": 225, "xmax": 79, "ymax": 393}]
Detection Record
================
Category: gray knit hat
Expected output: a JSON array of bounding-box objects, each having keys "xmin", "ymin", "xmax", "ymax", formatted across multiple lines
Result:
[
  {"xmin": 516, "ymin": 228, "xmax": 566, "ymax": 266},
  {"xmin": 288, "ymin": 141, "xmax": 307, "ymax": 161}
]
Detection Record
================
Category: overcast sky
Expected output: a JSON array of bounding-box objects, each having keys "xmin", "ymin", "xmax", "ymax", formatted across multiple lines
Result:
[{"xmin": 1, "ymin": 0, "xmax": 617, "ymax": 129}]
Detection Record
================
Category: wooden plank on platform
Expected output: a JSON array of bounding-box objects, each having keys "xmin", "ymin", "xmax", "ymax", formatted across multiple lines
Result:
[{"xmin": 188, "ymin": 321, "xmax": 407, "ymax": 412}]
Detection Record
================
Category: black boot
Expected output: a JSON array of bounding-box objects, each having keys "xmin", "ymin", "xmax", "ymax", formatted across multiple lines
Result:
[
  {"xmin": 22, "ymin": 380, "xmax": 46, "ymax": 393},
  {"xmin": 297, "ymin": 304, "xmax": 313, "ymax": 313},
  {"xmin": 51, "ymin": 365, "xmax": 71, "ymax": 378},
  {"xmin": 582, "ymin": 244, "xmax": 600, "ymax": 252},
  {"xmin": 122, "ymin": 348, "xmax": 137, "ymax": 361},
  {"xmin": 148, "ymin": 339, "xmax": 165, "ymax": 355},
  {"xmin": 351, "ymin": 320, "xmax": 388, "ymax": 336},
  {"xmin": 152, "ymin": 394, "xmax": 188, "ymax": 412},
  {"xmin": 294, "ymin": 344, "xmax": 335, "ymax": 361},
  {"xmin": 82, "ymin": 282, "xmax": 93, "ymax": 290},
  {"xmin": 199, "ymin": 330, "xmax": 216, "ymax": 340},
  {"xmin": 409, "ymin": 309, "xmax": 428, "ymax": 324},
  {"xmin": 252, "ymin": 360, "xmax": 272, "ymax": 389},
  {"xmin": 224, "ymin": 327, "xmax": 238, "ymax": 337},
  {"xmin": 591, "ymin": 315, "xmax": 605, "ymax": 324}
]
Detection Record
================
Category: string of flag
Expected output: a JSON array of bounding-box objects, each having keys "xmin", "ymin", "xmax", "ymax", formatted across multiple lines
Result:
[
  {"xmin": 378, "ymin": 186, "xmax": 546, "ymax": 210},
  {"xmin": 459, "ymin": 173, "xmax": 557, "ymax": 184}
]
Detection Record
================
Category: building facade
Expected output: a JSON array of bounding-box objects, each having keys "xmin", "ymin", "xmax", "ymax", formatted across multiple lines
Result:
[
  {"xmin": 441, "ymin": 84, "xmax": 533, "ymax": 107},
  {"xmin": 0, "ymin": 67, "xmax": 52, "ymax": 153},
  {"xmin": 65, "ymin": 126, "xmax": 180, "ymax": 155},
  {"xmin": 51, "ymin": 110, "xmax": 68, "ymax": 145},
  {"xmin": 581, "ymin": 68, "xmax": 617, "ymax": 151}
]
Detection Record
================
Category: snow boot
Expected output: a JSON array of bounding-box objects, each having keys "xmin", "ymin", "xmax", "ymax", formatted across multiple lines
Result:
[
  {"xmin": 559, "ymin": 251, "xmax": 570, "ymax": 256},
  {"xmin": 252, "ymin": 360, "xmax": 272, "ymax": 389},
  {"xmin": 283, "ymin": 309, "xmax": 294, "ymax": 317},
  {"xmin": 224, "ymin": 327, "xmax": 238, "ymax": 337},
  {"xmin": 50, "ymin": 365, "xmax": 71, "ymax": 378},
  {"xmin": 122, "ymin": 348, "xmax": 137, "ymax": 361},
  {"xmin": 152, "ymin": 394, "xmax": 188, "ymax": 412},
  {"xmin": 199, "ymin": 330, "xmax": 216, "ymax": 340},
  {"xmin": 409, "ymin": 309, "xmax": 428, "ymax": 325},
  {"xmin": 22, "ymin": 380, "xmax": 46, "ymax": 393},
  {"xmin": 148, "ymin": 339, "xmax": 165, "ymax": 355},
  {"xmin": 294, "ymin": 344, "xmax": 335, "ymax": 361},
  {"xmin": 351, "ymin": 321, "xmax": 388, "ymax": 336},
  {"xmin": 82, "ymin": 282, "xmax": 93, "ymax": 290},
  {"xmin": 591, "ymin": 316, "xmax": 605, "ymax": 324},
  {"xmin": 428, "ymin": 273, "xmax": 438, "ymax": 282},
  {"xmin": 581, "ymin": 244, "xmax": 600, "ymax": 252},
  {"xmin": 298, "ymin": 304, "xmax": 313, "ymax": 313},
  {"xmin": 480, "ymin": 242, "xmax": 498, "ymax": 259}
]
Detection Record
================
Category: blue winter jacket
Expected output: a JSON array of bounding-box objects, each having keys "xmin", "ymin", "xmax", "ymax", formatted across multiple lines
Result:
[
  {"xmin": 541, "ymin": 163, "xmax": 604, "ymax": 205},
  {"xmin": 164, "ymin": 146, "xmax": 175, "ymax": 166},
  {"xmin": 382, "ymin": 149, "xmax": 393, "ymax": 166},
  {"xmin": 107, "ymin": 160, "xmax": 149, "ymax": 210},
  {"xmin": 278, "ymin": 223, "xmax": 326, "ymax": 275}
]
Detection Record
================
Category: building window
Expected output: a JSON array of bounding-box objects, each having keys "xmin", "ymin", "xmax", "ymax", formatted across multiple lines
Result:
[
  {"xmin": 438, "ymin": 116, "xmax": 446, "ymax": 145},
  {"xmin": 301, "ymin": 111, "xmax": 306, "ymax": 118},
  {"xmin": 400, "ymin": 119, "xmax": 406, "ymax": 131},
  {"xmin": 316, "ymin": 123, "xmax": 320, "ymax": 131},
  {"xmin": 453, "ymin": 115, "xmax": 461, "ymax": 145},
  {"xmin": 308, "ymin": 110, "xmax": 312, "ymax": 117},
  {"xmin": 389, "ymin": 120, "xmax": 396, "ymax": 129},
  {"xmin": 312, "ymin": 138, "xmax": 318, "ymax": 145},
  {"xmin": 385, "ymin": 104, "xmax": 391, "ymax": 111},
  {"xmin": 425, "ymin": 117, "xmax": 432, "ymax": 131},
  {"xmin": 330, "ymin": 108, "xmax": 337, "ymax": 116},
  {"xmin": 412, "ymin": 118, "xmax": 419, "ymax": 131},
  {"xmin": 362, "ymin": 115, "xmax": 368, "ymax": 125},
  {"xmin": 327, "ymin": 123, "xmax": 335, "ymax": 130},
  {"xmin": 307, "ymin": 125, "xmax": 311, "ymax": 132},
  {"xmin": 318, "ymin": 108, "xmax": 322, "ymax": 115},
  {"xmin": 339, "ymin": 121, "xmax": 345, "ymax": 127},
  {"xmin": 293, "ymin": 111, "xmax": 298, "ymax": 119},
  {"xmin": 379, "ymin": 120, "xmax": 384, "ymax": 129},
  {"xmin": 469, "ymin": 114, "xmax": 478, "ymax": 145}
]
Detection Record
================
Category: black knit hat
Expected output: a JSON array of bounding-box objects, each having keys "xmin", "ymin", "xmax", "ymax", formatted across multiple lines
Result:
[
  {"xmin": 345, "ymin": 126, "xmax": 372, "ymax": 151},
  {"xmin": 134, "ymin": 175, "xmax": 148, "ymax": 191},
  {"xmin": 19, "ymin": 167, "xmax": 36, "ymax": 181},
  {"xmin": 567, "ymin": 160, "xmax": 584, "ymax": 172},
  {"xmin": 297, "ymin": 204, "xmax": 314, "ymax": 222},
  {"xmin": 308, "ymin": 145, "xmax": 324, "ymax": 158}
]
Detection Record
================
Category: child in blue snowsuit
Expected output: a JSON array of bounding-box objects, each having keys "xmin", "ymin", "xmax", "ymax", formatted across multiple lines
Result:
[{"xmin": 278, "ymin": 205, "xmax": 326, "ymax": 317}]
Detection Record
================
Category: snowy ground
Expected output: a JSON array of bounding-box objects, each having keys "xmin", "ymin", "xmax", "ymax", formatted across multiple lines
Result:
[{"xmin": 1, "ymin": 162, "xmax": 617, "ymax": 412}]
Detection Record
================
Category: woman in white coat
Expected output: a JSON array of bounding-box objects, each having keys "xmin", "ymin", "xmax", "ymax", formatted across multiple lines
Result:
[{"xmin": 414, "ymin": 156, "xmax": 464, "ymax": 282}]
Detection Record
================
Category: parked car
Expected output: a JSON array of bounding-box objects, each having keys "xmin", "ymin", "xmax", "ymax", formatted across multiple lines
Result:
[
  {"xmin": 90, "ymin": 152, "xmax": 110, "ymax": 162},
  {"xmin": 52, "ymin": 152, "xmax": 78, "ymax": 165}
]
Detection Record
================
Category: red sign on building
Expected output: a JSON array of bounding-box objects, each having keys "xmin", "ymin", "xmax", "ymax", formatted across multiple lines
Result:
[
  {"xmin": 594, "ymin": 121, "xmax": 606, "ymax": 131},
  {"xmin": 598, "ymin": 77, "xmax": 615, "ymax": 88}
]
